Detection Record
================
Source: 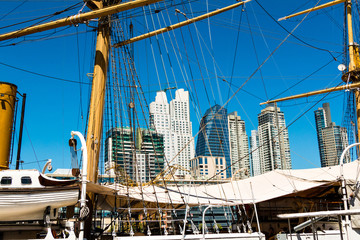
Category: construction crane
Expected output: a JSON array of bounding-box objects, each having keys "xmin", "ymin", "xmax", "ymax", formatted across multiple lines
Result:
[{"xmin": 145, "ymin": 164, "xmax": 190, "ymax": 186}]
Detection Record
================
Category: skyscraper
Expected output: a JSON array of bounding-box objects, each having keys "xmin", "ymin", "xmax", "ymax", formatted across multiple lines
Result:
[
  {"xmin": 150, "ymin": 89, "xmax": 194, "ymax": 177},
  {"xmin": 227, "ymin": 112, "xmax": 250, "ymax": 179},
  {"xmin": 196, "ymin": 104, "xmax": 231, "ymax": 178},
  {"xmin": 104, "ymin": 127, "xmax": 133, "ymax": 179},
  {"xmin": 149, "ymin": 91, "xmax": 171, "ymax": 163},
  {"xmin": 250, "ymin": 130, "xmax": 261, "ymax": 176},
  {"xmin": 135, "ymin": 128, "xmax": 165, "ymax": 182},
  {"xmin": 314, "ymin": 103, "xmax": 349, "ymax": 167},
  {"xmin": 169, "ymin": 89, "xmax": 195, "ymax": 176},
  {"xmin": 104, "ymin": 127, "xmax": 164, "ymax": 183},
  {"xmin": 257, "ymin": 104, "xmax": 291, "ymax": 174}
]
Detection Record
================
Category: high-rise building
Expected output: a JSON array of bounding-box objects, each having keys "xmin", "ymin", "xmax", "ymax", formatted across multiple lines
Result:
[
  {"xmin": 189, "ymin": 156, "xmax": 227, "ymax": 180},
  {"xmin": 314, "ymin": 103, "xmax": 349, "ymax": 167},
  {"xmin": 150, "ymin": 91, "xmax": 171, "ymax": 163},
  {"xmin": 227, "ymin": 112, "xmax": 250, "ymax": 179},
  {"xmin": 196, "ymin": 104, "xmax": 231, "ymax": 178},
  {"xmin": 314, "ymin": 103, "xmax": 331, "ymax": 165},
  {"xmin": 135, "ymin": 128, "xmax": 165, "ymax": 182},
  {"xmin": 150, "ymin": 89, "xmax": 194, "ymax": 177},
  {"xmin": 105, "ymin": 127, "xmax": 133, "ymax": 179},
  {"xmin": 257, "ymin": 104, "xmax": 291, "ymax": 174},
  {"xmin": 250, "ymin": 130, "xmax": 261, "ymax": 176},
  {"xmin": 104, "ymin": 127, "xmax": 164, "ymax": 183}
]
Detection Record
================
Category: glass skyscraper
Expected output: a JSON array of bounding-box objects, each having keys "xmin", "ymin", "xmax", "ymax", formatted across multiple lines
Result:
[{"xmin": 195, "ymin": 104, "xmax": 231, "ymax": 178}]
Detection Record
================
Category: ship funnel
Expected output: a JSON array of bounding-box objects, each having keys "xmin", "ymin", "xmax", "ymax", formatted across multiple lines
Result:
[{"xmin": 0, "ymin": 82, "xmax": 17, "ymax": 170}]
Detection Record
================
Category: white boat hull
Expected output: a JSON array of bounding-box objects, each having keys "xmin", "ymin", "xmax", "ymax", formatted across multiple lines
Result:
[{"xmin": 0, "ymin": 187, "xmax": 79, "ymax": 222}]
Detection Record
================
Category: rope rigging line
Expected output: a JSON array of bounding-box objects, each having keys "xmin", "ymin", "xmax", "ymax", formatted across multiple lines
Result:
[
  {"xmin": 254, "ymin": 0, "xmax": 339, "ymax": 61},
  {"xmin": 160, "ymin": 3, "xmax": 203, "ymax": 122},
  {"xmin": 0, "ymin": 1, "xmax": 83, "ymax": 30},
  {"xmin": 186, "ymin": 1, "xmax": 217, "ymax": 107},
  {"xmin": 0, "ymin": 0, "xmax": 28, "ymax": 22},
  {"xmin": 0, "ymin": 2, "xmax": 85, "ymax": 47},
  {"xmin": 0, "ymin": 61, "xmax": 91, "ymax": 84},
  {"xmin": 227, "ymin": 4, "xmax": 245, "ymax": 102},
  {"xmin": 142, "ymin": 6, "xmax": 163, "ymax": 92},
  {"xmin": 178, "ymin": 1, "xmax": 213, "ymax": 108},
  {"xmin": 205, "ymin": 0, "xmax": 223, "ymax": 106},
  {"xmin": 270, "ymin": 53, "xmax": 343, "ymax": 101},
  {"xmin": 245, "ymin": 6, "xmax": 269, "ymax": 101},
  {"xmin": 148, "ymin": 4, "xmax": 175, "ymax": 101}
]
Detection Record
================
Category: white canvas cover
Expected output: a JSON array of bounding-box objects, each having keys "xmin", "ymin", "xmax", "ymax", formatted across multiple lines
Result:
[{"xmin": 86, "ymin": 160, "xmax": 360, "ymax": 207}]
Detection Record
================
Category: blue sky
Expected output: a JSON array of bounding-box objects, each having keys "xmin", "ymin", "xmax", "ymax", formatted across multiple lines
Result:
[{"xmin": 0, "ymin": 0, "xmax": 352, "ymax": 173}]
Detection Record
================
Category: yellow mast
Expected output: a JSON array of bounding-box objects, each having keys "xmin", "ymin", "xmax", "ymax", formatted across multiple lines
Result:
[
  {"xmin": 262, "ymin": 0, "xmax": 360, "ymax": 137},
  {"xmin": 113, "ymin": 0, "xmax": 251, "ymax": 48},
  {"xmin": 86, "ymin": 16, "xmax": 110, "ymax": 184},
  {"xmin": 0, "ymin": 0, "xmax": 164, "ymax": 42}
]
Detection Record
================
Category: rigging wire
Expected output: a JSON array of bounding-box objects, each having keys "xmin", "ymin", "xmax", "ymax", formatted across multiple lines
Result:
[
  {"xmin": 271, "ymin": 53, "xmax": 343, "ymax": 100},
  {"xmin": 0, "ymin": 61, "xmax": 90, "ymax": 84},
  {"xmin": 205, "ymin": 0, "xmax": 223, "ymax": 106},
  {"xmin": 75, "ymin": 26, "xmax": 84, "ymax": 127},
  {"xmin": 0, "ymin": 2, "xmax": 84, "ymax": 47},
  {"xmin": 23, "ymin": 123, "xmax": 41, "ymax": 170},
  {"xmin": 227, "ymin": 4, "xmax": 244, "ymax": 102},
  {"xmin": 0, "ymin": 0, "xmax": 28, "ymax": 22},
  {"xmin": 0, "ymin": 28, "xmax": 95, "ymax": 47},
  {"xmin": 179, "ymin": 1, "xmax": 214, "ymax": 107},
  {"xmin": 254, "ymin": 0, "xmax": 339, "ymax": 61},
  {"xmin": 245, "ymin": 6, "xmax": 268, "ymax": 100}
]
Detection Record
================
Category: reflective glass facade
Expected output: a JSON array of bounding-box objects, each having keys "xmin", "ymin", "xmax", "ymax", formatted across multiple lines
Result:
[{"xmin": 195, "ymin": 105, "xmax": 231, "ymax": 177}]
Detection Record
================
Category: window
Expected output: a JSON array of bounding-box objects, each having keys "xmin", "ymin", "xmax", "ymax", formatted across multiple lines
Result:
[
  {"xmin": 1, "ymin": 176, "xmax": 12, "ymax": 185},
  {"xmin": 21, "ymin": 176, "xmax": 32, "ymax": 184}
]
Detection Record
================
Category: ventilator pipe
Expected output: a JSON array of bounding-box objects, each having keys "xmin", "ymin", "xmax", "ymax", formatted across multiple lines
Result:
[
  {"xmin": 42, "ymin": 159, "xmax": 52, "ymax": 174},
  {"xmin": 70, "ymin": 131, "xmax": 88, "ymax": 240},
  {"xmin": 202, "ymin": 205, "xmax": 213, "ymax": 239}
]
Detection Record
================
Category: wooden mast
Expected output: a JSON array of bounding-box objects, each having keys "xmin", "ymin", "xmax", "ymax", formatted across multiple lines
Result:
[
  {"xmin": 345, "ymin": 0, "xmax": 360, "ymax": 135},
  {"xmin": 262, "ymin": 0, "xmax": 360, "ymax": 137},
  {"xmin": 0, "ymin": 0, "xmax": 164, "ymax": 42},
  {"xmin": 113, "ymin": 0, "xmax": 251, "ymax": 48},
  {"xmin": 85, "ymin": 14, "xmax": 110, "ymax": 184}
]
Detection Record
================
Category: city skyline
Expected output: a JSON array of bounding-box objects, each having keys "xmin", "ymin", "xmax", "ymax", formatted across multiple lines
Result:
[{"xmin": 104, "ymin": 93, "xmax": 357, "ymax": 181}]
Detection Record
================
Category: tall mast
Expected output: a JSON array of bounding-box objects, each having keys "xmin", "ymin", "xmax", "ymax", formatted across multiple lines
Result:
[
  {"xmin": 262, "ymin": 0, "xmax": 360, "ymax": 139},
  {"xmin": 345, "ymin": 0, "xmax": 360, "ymax": 138},
  {"xmin": 85, "ymin": 14, "xmax": 110, "ymax": 184}
]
